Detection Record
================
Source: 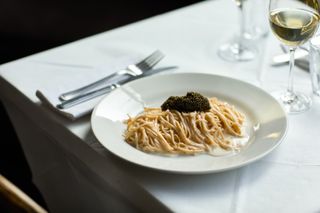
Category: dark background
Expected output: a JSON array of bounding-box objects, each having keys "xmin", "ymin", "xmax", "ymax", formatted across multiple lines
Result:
[{"xmin": 0, "ymin": 0, "xmax": 201, "ymax": 210}]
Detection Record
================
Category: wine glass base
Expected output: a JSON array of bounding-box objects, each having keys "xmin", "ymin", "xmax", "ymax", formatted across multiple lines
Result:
[
  {"xmin": 218, "ymin": 39, "xmax": 257, "ymax": 62},
  {"xmin": 273, "ymin": 91, "xmax": 312, "ymax": 114}
]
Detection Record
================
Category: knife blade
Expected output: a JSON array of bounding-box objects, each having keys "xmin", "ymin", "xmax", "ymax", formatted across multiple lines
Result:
[
  {"xmin": 271, "ymin": 49, "xmax": 309, "ymax": 66},
  {"xmin": 56, "ymin": 66, "xmax": 178, "ymax": 109}
]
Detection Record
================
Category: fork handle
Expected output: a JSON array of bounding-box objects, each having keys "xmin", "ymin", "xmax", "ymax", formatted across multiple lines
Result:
[
  {"xmin": 59, "ymin": 70, "xmax": 126, "ymax": 101},
  {"xmin": 57, "ymin": 84, "xmax": 119, "ymax": 109}
]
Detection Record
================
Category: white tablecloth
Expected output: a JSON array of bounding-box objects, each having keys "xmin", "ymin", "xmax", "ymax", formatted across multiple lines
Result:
[{"xmin": 1, "ymin": 0, "xmax": 320, "ymax": 212}]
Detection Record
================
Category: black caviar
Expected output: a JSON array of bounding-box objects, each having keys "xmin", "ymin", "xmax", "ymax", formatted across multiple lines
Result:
[{"xmin": 161, "ymin": 92, "xmax": 211, "ymax": 113}]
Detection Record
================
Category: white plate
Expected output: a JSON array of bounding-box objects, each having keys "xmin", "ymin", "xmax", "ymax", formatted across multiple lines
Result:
[{"xmin": 91, "ymin": 73, "xmax": 287, "ymax": 174}]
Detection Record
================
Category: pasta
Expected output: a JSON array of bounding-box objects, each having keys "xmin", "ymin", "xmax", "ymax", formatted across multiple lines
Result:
[{"xmin": 124, "ymin": 97, "xmax": 245, "ymax": 155}]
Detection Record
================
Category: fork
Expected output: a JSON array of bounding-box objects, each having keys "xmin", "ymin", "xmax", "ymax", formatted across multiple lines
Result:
[
  {"xmin": 59, "ymin": 50, "xmax": 164, "ymax": 101},
  {"xmin": 56, "ymin": 66, "xmax": 177, "ymax": 109}
]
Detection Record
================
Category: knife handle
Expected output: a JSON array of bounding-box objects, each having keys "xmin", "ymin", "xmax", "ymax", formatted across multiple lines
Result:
[
  {"xmin": 57, "ymin": 84, "xmax": 119, "ymax": 109},
  {"xmin": 59, "ymin": 70, "xmax": 127, "ymax": 101}
]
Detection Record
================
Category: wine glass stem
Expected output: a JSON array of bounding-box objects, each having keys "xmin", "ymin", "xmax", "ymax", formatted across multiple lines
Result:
[
  {"xmin": 287, "ymin": 47, "xmax": 296, "ymax": 95},
  {"xmin": 238, "ymin": 3, "xmax": 246, "ymax": 52}
]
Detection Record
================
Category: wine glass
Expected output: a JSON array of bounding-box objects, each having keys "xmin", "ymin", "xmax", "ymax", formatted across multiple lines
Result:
[
  {"xmin": 269, "ymin": 0, "xmax": 320, "ymax": 113},
  {"xmin": 218, "ymin": 0, "xmax": 257, "ymax": 61}
]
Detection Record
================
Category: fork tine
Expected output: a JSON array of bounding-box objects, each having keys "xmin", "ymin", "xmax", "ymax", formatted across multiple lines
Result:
[
  {"xmin": 137, "ymin": 57, "xmax": 159, "ymax": 70},
  {"xmin": 136, "ymin": 51, "xmax": 161, "ymax": 69},
  {"xmin": 138, "ymin": 50, "xmax": 163, "ymax": 64},
  {"xmin": 145, "ymin": 51, "xmax": 164, "ymax": 67},
  {"xmin": 144, "ymin": 50, "xmax": 164, "ymax": 63},
  {"xmin": 136, "ymin": 50, "xmax": 164, "ymax": 70},
  {"xmin": 137, "ymin": 54, "xmax": 163, "ymax": 70}
]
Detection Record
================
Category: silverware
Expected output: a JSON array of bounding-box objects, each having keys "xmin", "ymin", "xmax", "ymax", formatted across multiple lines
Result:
[
  {"xmin": 56, "ymin": 66, "xmax": 178, "ymax": 109},
  {"xmin": 271, "ymin": 49, "xmax": 309, "ymax": 66},
  {"xmin": 271, "ymin": 45, "xmax": 309, "ymax": 71},
  {"xmin": 59, "ymin": 50, "xmax": 164, "ymax": 101},
  {"xmin": 294, "ymin": 58, "xmax": 309, "ymax": 71}
]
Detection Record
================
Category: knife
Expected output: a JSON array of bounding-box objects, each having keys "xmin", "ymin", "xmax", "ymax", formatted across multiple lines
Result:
[
  {"xmin": 271, "ymin": 48, "xmax": 309, "ymax": 66},
  {"xmin": 56, "ymin": 66, "xmax": 178, "ymax": 109}
]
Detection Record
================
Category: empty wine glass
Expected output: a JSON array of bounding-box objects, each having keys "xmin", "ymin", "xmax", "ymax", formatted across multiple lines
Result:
[
  {"xmin": 269, "ymin": 0, "xmax": 320, "ymax": 113},
  {"xmin": 218, "ymin": 0, "xmax": 257, "ymax": 61}
]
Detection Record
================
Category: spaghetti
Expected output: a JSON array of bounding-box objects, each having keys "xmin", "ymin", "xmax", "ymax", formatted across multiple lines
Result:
[{"xmin": 124, "ymin": 97, "xmax": 245, "ymax": 155}]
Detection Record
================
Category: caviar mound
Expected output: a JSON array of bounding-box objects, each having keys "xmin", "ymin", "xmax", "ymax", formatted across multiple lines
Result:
[{"xmin": 161, "ymin": 92, "xmax": 211, "ymax": 113}]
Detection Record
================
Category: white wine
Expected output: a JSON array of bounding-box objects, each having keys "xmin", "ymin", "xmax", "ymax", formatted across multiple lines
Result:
[{"xmin": 269, "ymin": 8, "xmax": 320, "ymax": 46}]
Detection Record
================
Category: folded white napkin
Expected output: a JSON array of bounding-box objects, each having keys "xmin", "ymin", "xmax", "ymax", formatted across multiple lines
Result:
[{"xmin": 36, "ymin": 56, "xmax": 141, "ymax": 120}]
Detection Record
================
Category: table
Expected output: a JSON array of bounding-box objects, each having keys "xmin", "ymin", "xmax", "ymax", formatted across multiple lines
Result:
[{"xmin": 1, "ymin": 1, "xmax": 320, "ymax": 212}]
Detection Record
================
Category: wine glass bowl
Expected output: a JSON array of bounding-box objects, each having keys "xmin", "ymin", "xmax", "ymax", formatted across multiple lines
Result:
[{"xmin": 268, "ymin": 0, "xmax": 320, "ymax": 113}]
